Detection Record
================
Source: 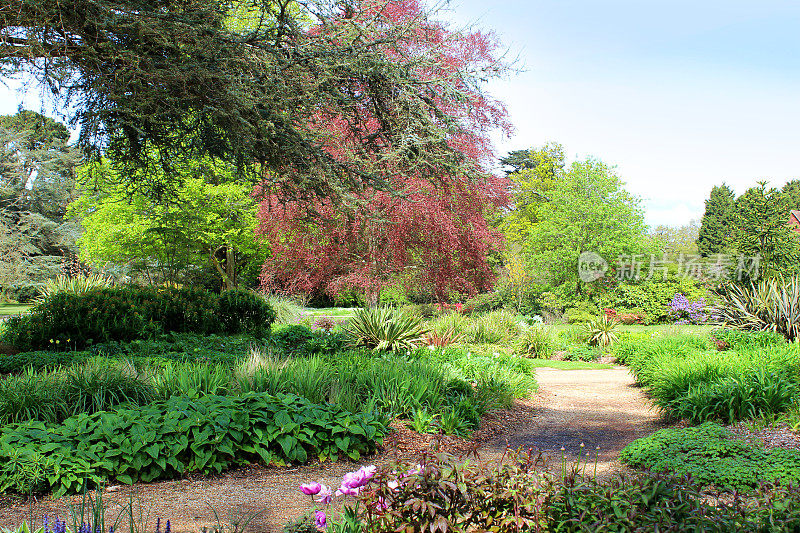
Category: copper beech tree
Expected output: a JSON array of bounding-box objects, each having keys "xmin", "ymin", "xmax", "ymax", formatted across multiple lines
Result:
[{"xmin": 258, "ymin": 0, "xmax": 511, "ymax": 304}]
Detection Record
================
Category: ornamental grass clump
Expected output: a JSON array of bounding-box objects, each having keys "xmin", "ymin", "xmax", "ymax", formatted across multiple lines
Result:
[
  {"xmin": 712, "ymin": 276, "xmax": 800, "ymax": 341},
  {"xmin": 34, "ymin": 274, "xmax": 114, "ymax": 305},
  {"xmin": 346, "ymin": 307, "xmax": 426, "ymax": 352},
  {"xmin": 464, "ymin": 309, "xmax": 521, "ymax": 344},
  {"xmin": 0, "ymin": 359, "xmax": 157, "ymax": 424},
  {"xmin": 515, "ymin": 325, "xmax": 555, "ymax": 358}
]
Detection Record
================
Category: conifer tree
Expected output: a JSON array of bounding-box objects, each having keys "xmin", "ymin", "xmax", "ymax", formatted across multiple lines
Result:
[
  {"xmin": 1, "ymin": 0, "xmax": 509, "ymax": 204},
  {"xmin": 697, "ymin": 184, "xmax": 735, "ymax": 257},
  {"xmin": 732, "ymin": 182, "xmax": 799, "ymax": 277}
]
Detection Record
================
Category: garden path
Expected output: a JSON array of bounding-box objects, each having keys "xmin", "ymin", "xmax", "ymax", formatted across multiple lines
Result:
[
  {"xmin": 478, "ymin": 366, "xmax": 663, "ymax": 472},
  {"xmin": 0, "ymin": 366, "xmax": 661, "ymax": 532}
]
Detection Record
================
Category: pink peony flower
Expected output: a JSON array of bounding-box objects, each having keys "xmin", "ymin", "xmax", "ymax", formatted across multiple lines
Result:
[
  {"xmin": 336, "ymin": 485, "xmax": 361, "ymax": 496},
  {"xmin": 341, "ymin": 465, "xmax": 376, "ymax": 490},
  {"xmin": 300, "ymin": 482, "xmax": 322, "ymax": 495},
  {"xmin": 316, "ymin": 484, "xmax": 332, "ymax": 504},
  {"xmin": 387, "ymin": 480, "xmax": 400, "ymax": 491},
  {"xmin": 315, "ymin": 510, "xmax": 327, "ymax": 529}
]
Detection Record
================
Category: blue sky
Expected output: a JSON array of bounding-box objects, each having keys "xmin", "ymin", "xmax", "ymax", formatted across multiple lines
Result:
[
  {"xmin": 444, "ymin": 0, "xmax": 800, "ymax": 225},
  {"xmin": 2, "ymin": 1, "xmax": 799, "ymax": 226}
]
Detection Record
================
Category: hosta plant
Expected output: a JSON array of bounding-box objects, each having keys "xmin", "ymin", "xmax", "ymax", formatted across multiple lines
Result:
[
  {"xmin": 583, "ymin": 315, "xmax": 619, "ymax": 347},
  {"xmin": 712, "ymin": 276, "xmax": 800, "ymax": 341},
  {"xmin": 346, "ymin": 307, "xmax": 427, "ymax": 352}
]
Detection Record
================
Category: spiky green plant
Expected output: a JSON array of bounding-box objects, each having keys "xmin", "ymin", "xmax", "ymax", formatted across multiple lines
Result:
[
  {"xmin": 346, "ymin": 307, "xmax": 427, "ymax": 352},
  {"xmin": 406, "ymin": 408, "xmax": 439, "ymax": 433},
  {"xmin": 515, "ymin": 325, "xmax": 556, "ymax": 358},
  {"xmin": 712, "ymin": 276, "xmax": 800, "ymax": 341},
  {"xmin": 583, "ymin": 315, "xmax": 619, "ymax": 347},
  {"xmin": 264, "ymin": 295, "xmax": 304, "ymax": 325},
  {"xmin": 34, "ymin": 274, "xmax": 113, "ymax": 304}
]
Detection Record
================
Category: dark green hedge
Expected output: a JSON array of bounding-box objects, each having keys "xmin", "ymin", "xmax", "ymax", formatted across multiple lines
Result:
[{"xmin": 1, "ymin": 287, "xmax": 275, "ymax": 351}]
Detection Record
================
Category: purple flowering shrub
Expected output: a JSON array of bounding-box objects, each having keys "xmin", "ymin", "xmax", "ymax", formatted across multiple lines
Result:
[{"xmin": 669, "ymin": 293, "xmax": 707, "ymax": 325}]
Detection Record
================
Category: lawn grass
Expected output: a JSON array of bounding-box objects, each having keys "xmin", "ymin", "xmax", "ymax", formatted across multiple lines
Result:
[
  {"xmin": 0, "ymin": 303, "xmax": 31, "ymax": 316},
  {"xmin": 551, "ymin": 323, "xmax": 714, "ymax": 336},
  {"xmin": 304, "ymin": 307, "xmax": 357, "ymax": 317},
  {"xmin": 529, "ymin": 360, "xmax": 614, "ymax": 370}
]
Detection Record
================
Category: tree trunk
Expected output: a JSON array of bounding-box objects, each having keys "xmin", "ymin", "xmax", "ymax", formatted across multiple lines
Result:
[{"xmin": 211, "ymin": 245, "xmax": 236, "ymax": 291}]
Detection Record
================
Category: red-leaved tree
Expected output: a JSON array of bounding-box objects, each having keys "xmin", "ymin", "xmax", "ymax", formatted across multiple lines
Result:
[{"xmin": 257, "ymin": 0, "xmax": 511, "ymax": 304}]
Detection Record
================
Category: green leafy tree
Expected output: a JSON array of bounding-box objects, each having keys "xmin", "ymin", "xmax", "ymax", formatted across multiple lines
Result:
[
  {"xmin": 523, "ymin": 158, "xmax": 647, "ymax": 297},
  {"xmin": 697, "ymin": 184, "xmax": 735, "ymax": 257},
  {"xmin": 732, "ymin": 181, "xmax": 799, "ymax": 277},
  {"xmin": 70, "ymin": 159, "xmax": 261, "ymax": 289},
  {"xmin": 650, "ymin": 221, "xmax": 700, "ymax": 257},
  {"xmin": 500, "ymin": 142, "xmax": 566, "ymax": 244}
]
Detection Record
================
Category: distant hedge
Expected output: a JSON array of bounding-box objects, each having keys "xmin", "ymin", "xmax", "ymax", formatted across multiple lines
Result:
[{"xmin": 1, "ymin": 287, "xmax": 275, "ymax": 352}]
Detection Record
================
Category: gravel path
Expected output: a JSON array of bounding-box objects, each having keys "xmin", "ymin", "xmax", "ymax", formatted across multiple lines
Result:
[
  {"xmin": 478, "ymin": 367, "xmax": 664, "ymax": 472},
  {"xmin": 0, "ymin": 366, "xmax": 661, "ymax": 531}
]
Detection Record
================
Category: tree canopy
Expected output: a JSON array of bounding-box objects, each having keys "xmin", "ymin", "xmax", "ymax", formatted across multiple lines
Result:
[
  {"xmin": 517, "ymin": 157, "xmax": 647, "ymax": 297},
  {"xmin": 257, "ymin": 2, "xmax": 510, "ymax": 304},
  {"xmin": 1, "ymin": 0, "xmax": 509, "ymax": 204},
  {"xmin": 500, "ymin": 142, "xmax": 566, "ymax": 244},
  {"xmin": 70, "ymin": 159, "xmax": 261, "ymax": 288},
  {"xmin": 732, "ymin": 181, "xmax": 799, "ymax": 278},
  {"xmin": 0, "ymin": 110, "xmax": 81, "ymax": 299}
]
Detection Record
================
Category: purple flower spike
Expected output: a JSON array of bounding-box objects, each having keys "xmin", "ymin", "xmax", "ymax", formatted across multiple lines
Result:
[
  {"xmin": 165, "ymin": 520, "xmax": 171, "ymax": 533},
  {"xmin": 156, "ymin": 518, "xmax": 161, "ymax": 533}
]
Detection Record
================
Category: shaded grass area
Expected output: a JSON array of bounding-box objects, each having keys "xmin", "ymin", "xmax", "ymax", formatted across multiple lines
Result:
[{"xmin": 0, "ymin": 304, "xmax": 31, "ymax": 316}]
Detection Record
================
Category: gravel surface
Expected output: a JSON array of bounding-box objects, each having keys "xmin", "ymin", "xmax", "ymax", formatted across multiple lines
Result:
[
  {"xmin": 477, "ymin": 367, "xmax": 665, "ymax": 474},
  {"xmin": 728, "ymin": 421, "xmax": 800, "ymax": 451}
]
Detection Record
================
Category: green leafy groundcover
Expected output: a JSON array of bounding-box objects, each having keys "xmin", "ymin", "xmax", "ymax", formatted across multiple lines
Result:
[
  {"xmin": 621, "ymin": 422, "xmax": 800, "ymax": 490},
  {"xmin": 0, "ymin": 392, "xmax": 387, "ymax": 497}
]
